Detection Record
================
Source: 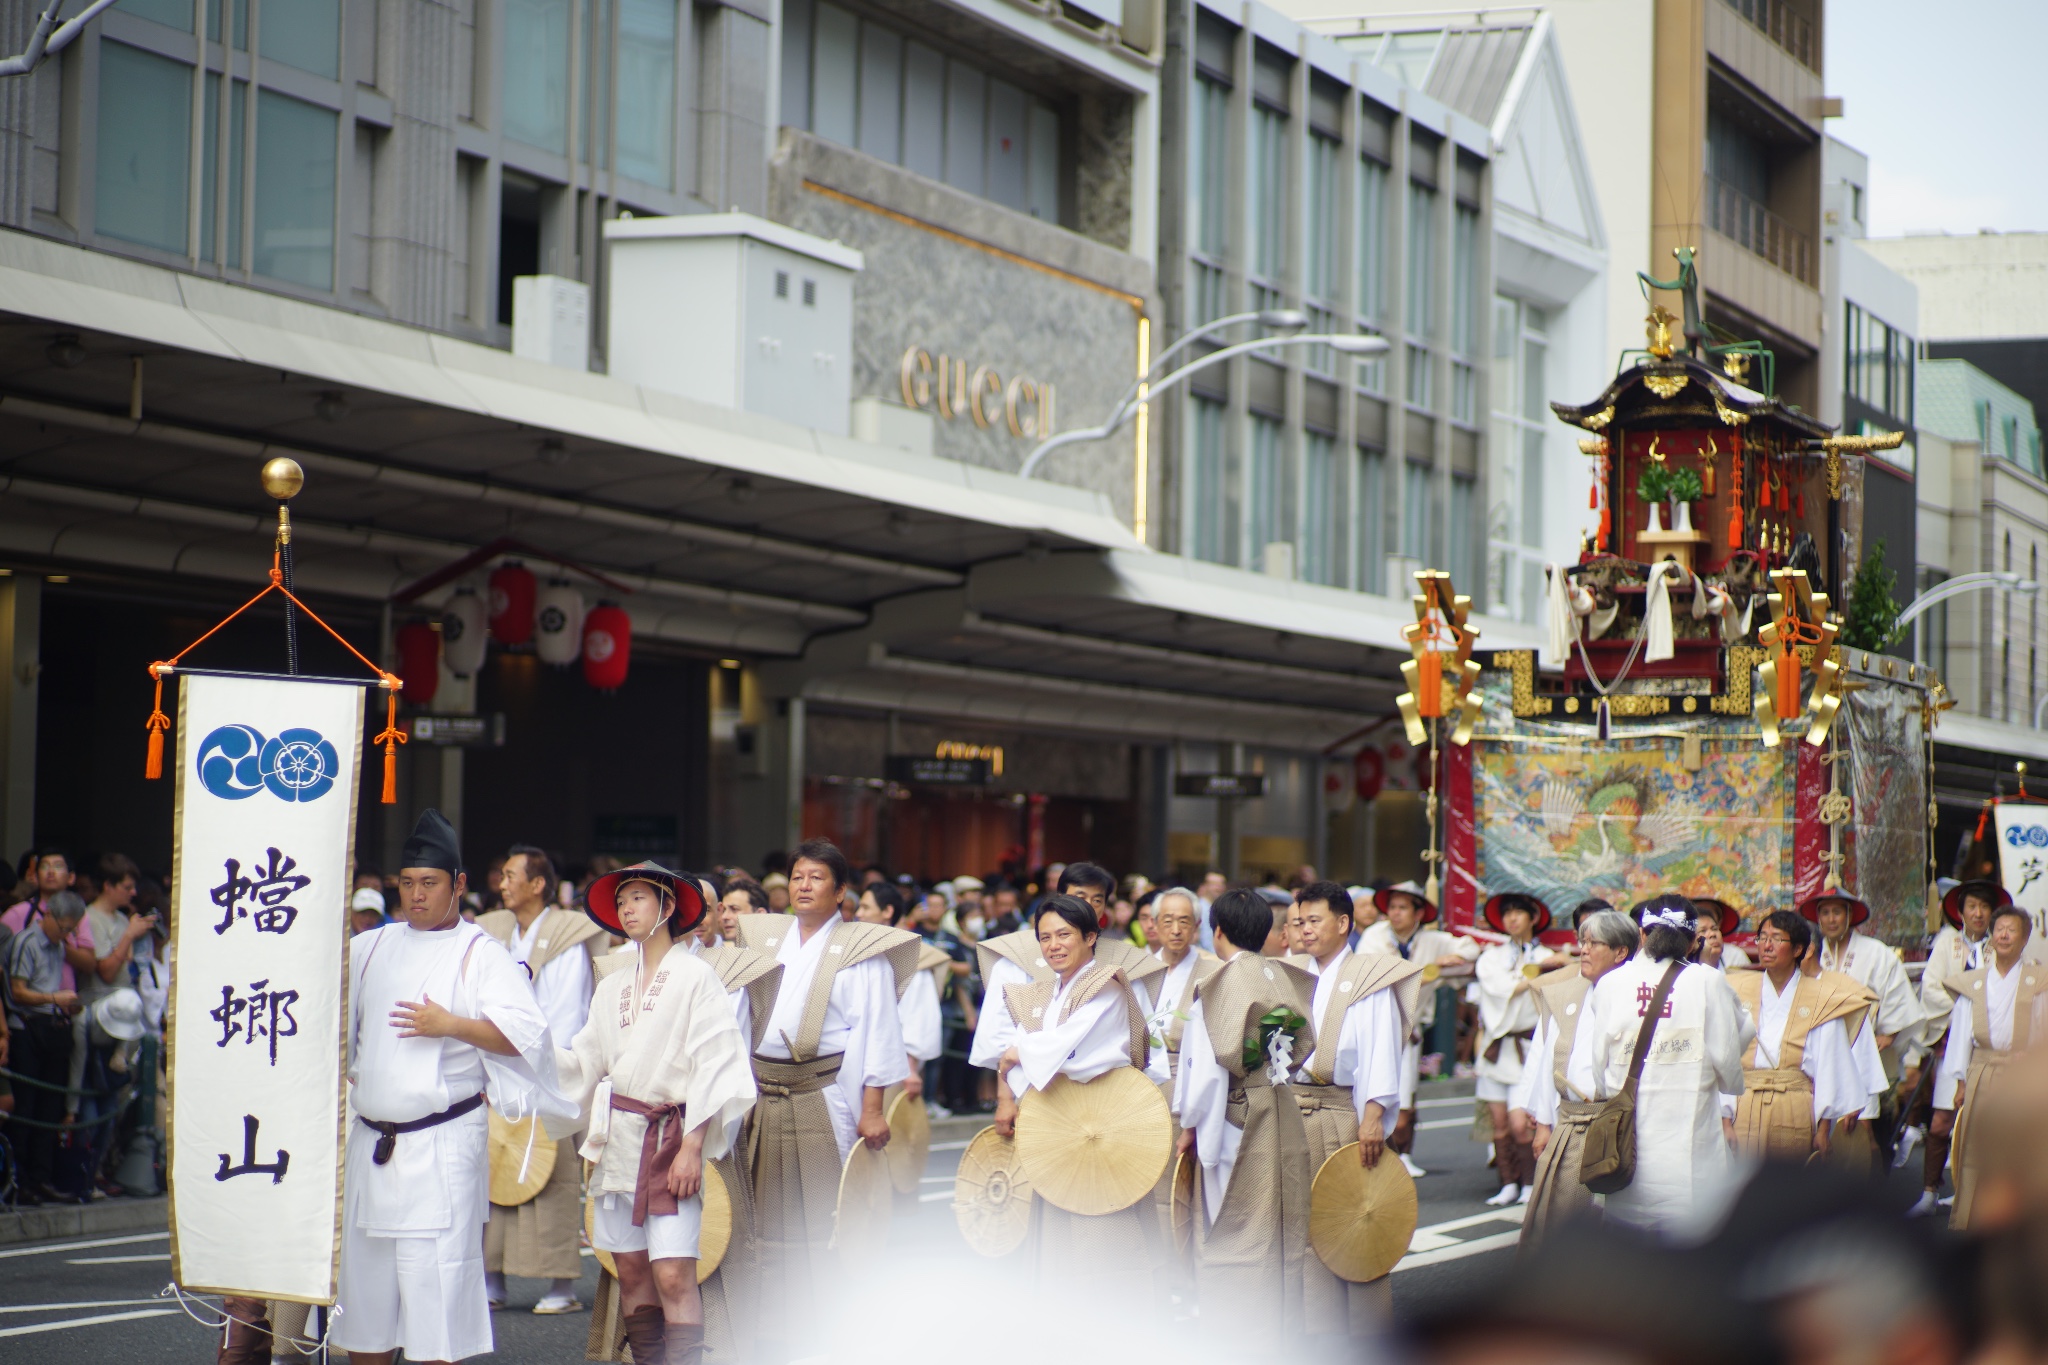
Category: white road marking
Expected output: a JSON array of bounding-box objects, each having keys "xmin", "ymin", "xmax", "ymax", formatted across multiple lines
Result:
[
  {"xmin": 65, "ymin": 1254, "xmax": 171, "ymax": 1265},
  {"xmin": 1416, "ymin": 1117, "xmax": 1474, "ymax": 1131},
  {"xmin": 916, "ymin": 1191, "xmax": 954, "ymax": 1203},
  {"xmin": 1414, "ymin": 1096, "xmax": 1474, "ymax": 1109},
  {"xmin": 0, "ymin": 1233, "xmax": 168, "ymax": 1261},
  {"xmin": 929, "ymin": 1140, "xmax": 970, "ymax": 1152},
  {"xmin": 0, "ymin": 1309, "xmax": 180, "ymax": 1338},
  {"xmin": 1397, "ymin": 1206, "xmax": 1525, "ymax": 1264},
  {"xmin": 919, "ymin": 1176, "xmax": 952, "ymax": 1184},
  {"xmin": 1394, "ymin": 1229, "xmax": 1522, "ymax": 1270},
  {"xmin": 0, "ymin": 1300, "xmax": 166, "ymax": 1315}
]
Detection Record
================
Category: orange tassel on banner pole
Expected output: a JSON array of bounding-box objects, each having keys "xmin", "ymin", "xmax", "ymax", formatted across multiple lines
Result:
[
  {"xmin": 373, "ymin": 682, "xmax": 407, "ymax": 804},
  {"xmin": 143, "ymin": 666, "xmax": 171, "ymax": 779}
]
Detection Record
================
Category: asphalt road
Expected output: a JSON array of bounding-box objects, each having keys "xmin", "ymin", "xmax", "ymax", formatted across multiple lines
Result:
[{"xmin": 0, "ymin": 1084, "xmax": 1524, "ymax": 1364}]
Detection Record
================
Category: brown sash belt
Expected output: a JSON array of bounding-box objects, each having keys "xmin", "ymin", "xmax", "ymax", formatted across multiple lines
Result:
[
  {"xmin": 1483, "ymin": 1029, "xmax": 1535, "ymax": 1065},
  {"xmin": 609, "ymin": 1092, "xmax": 687, "ymax": 1227}
]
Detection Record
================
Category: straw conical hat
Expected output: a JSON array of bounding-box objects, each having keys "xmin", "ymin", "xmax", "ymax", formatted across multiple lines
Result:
[
  {"xmin": 885, "ymin": 1088, "xmax": 930, "ymax": 1195},
  {"xmin": 1015, "ymin": 1068, "xmax": 1172, "ymax": 1216},
  {"xmin": 695, "ymin": 1163, "xmax": 733, "ymax": 1283},
  {"xmin": 1169, "ymin": 1148, "xmax": 1199, "ymax": 1258},
  {"xmin": 952, "ymin": 1125, "xmax": 1033, "ymax": 1257},
  {"xmin": 1308, "ymin": 1142, "xmax": 1418, "ymax": 1282},
  {"xmin": 488, "ymin": 1110, "xmax": 557, "ymax": 1206},
  {"xmin": 583, "ymin": 1192, "xmax": 615, "ymax": 1276},
  {"xmin": 831, "ymin": 1141, "xmax": 893, "ymax": 1262}
]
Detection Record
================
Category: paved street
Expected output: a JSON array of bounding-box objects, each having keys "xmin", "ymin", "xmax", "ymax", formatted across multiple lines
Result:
[{"xmin": 2, "ymin": 1083, "xmax": 1521, "ymax": 1363}]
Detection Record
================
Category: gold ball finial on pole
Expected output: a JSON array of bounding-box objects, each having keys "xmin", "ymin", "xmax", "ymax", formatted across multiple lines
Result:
[
  {"xmin": 261, "ymin": 457, "xmax": 303, "ymax": 547},
  {"xmin": 261, "ymin": 457, "xmax": 305, "ymax": 502}
]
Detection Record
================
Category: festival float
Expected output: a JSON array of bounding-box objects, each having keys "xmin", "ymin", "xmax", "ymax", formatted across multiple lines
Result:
[{"xmin": 1399, "ymin": 249, "xmax": 1939, "ymax": 951}]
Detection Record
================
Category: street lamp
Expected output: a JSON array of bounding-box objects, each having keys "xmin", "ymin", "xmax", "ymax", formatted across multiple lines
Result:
[
  {"xmin": 1019, "ymin": 330, "xmax": 1390, "ymax": 479},
  {"xmin": 1894, "ymin": 570, "xmax": 2039, "ymax": 631}
]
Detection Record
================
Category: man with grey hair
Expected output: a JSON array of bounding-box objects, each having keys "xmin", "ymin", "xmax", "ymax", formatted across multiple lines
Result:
[
  {"xmin": 6, "ymin": 889, "xmax": 85, "ymax": 1203},
  {"xmin": 1512, "ymin": 908, "xmax": 1640, "ymax": 1241}
]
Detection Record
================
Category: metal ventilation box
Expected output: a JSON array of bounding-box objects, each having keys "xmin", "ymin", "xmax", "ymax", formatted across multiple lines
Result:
[{"xmin": 603, "ymin": 213, "xmax": 864, "ymax": 436}]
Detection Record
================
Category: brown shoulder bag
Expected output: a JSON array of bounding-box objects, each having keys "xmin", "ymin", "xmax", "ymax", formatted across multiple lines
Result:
[{"xmin": 1579, "ymin": 960, "xmax": 1684, "ymax": 1196}]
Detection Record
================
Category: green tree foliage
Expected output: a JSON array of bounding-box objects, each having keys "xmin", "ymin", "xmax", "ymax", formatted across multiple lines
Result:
[{"xmin": 1841, "ymin": 538, "xmax": 1906, "ymax": 652}]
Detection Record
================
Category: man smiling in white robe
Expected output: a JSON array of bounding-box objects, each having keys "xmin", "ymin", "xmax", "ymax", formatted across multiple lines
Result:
[{"xmin": 331, "ymin": 810, "xmax": 573, "ymax": 1365}]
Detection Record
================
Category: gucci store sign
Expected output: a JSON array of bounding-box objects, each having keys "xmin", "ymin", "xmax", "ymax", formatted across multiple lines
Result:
[{"xmin": 898, "ymin": 347, "xmax": 1055, "ymax": 439}]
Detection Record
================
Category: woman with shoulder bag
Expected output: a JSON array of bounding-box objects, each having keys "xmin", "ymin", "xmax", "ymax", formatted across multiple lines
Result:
[{"xmin": 1580, "ymin": 894, "xmax": 1747, "ymax": 1237}]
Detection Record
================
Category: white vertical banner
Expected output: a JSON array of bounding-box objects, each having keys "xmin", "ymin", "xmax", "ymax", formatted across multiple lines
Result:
[
  {"xmin": 1995, "ymin": 804, "xmax": 2048, "ymax": 940},
  {"xmin": 169, "ymin": 673, "xmax": 365, "ymax": 1304}
]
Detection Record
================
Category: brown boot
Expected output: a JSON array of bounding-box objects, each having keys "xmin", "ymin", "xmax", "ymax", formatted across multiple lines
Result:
[
  {"xmin": 663, "ymin": 1320, "xmax": 705, "ymax": 1365},
  {"xmin": 623, "ymin": 1305, "xmax": 667, "ymax": 1365},
  {"xmin": 218, "ymin": 1298, "xmax": 271, "ymax": 1365}
]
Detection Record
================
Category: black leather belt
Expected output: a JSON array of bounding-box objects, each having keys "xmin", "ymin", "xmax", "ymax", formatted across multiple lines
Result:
[{"xmin": 359, "ymin": 1092, "xmax": 485, "ymax": 1165}]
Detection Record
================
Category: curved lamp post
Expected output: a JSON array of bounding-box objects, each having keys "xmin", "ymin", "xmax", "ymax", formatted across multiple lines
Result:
[
  {"xmin": 1894, "ymin": 571, "xmax": 2038, "ymax": 631},
  {"xmin": 1019, "ymin": 331, "xmax": 1390, "ymax": 479}
]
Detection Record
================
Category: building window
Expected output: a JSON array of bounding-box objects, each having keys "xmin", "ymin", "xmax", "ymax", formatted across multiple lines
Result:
[
  {"xmin": 504, "ymin": 0, "xmax": 572, "ymax": 153},
  {"xmin": 1189, "ymin": 396, "xmax": 1233, "ymax": 566},
  {"xmin": 1356, "ymin": 446, "xmax": 1385, "ymax": 593},
  {"xmin": 253, "ymin": 89, "xmax": 338, "ymax": 288},
  {"xmin": 260, "ymin": 0, "xmax": 340, "ymax": 78},
  {"xmin": 1488, "ymin": 297, "xmax": 1550, "ymax": 621},
  {"xmin": 1406, "ymin": 343, "xmax": 1432, "ymax": 409},
  {"xmin": 1250, "ymin": 414, "xmax": 1291, "ymax": 574},
  {"xmin": 1189, "ymin": 73, "xmax": 1230, "ymax": 328},
  {"xmin": 201, "ymin": 73, "xmax": 247, "ymax": 267},
  {"xmin": 1306, "ymin": 132, "xmax": 1339, "ymax": 303},
  {"xmin": 1302, "ymin": 431, "xmax": 1338, "ymax": 585},
  {"xmin": 1401, "ymin": 459, "xmax": 1431, "ymax": 561},
  {"xmin": 1357, "ymin": 156, "xmax": 1386, "ymax": 324},
  {"xmin": 1450, "ymin": 203, "xmax": 1480, "ymax": 425},
  {"xmin": 1405, "ymin": 182, "xmax": 1436, "ymax": 340},
  {"xmin": 1844, "ymin": 301, "xmax": 1914, "ymax": 430},
  {"xmin": 1449, "ymin": 470, "xmax": 1478, "ymax": 596},
  {"xmin": 1248, "ymin": 104, "xmax": 1287, "ymax": 287},
  {"xmin": 785, "ymin": 0, "xmax": 1062, "ymax": 222},
  {"xmin": 615, "ymin": 0, "xmax": 679, "ymax": 188},
  {"xmin": 96, "ymin": 42, "xmax": 193, "ymax": 255}
]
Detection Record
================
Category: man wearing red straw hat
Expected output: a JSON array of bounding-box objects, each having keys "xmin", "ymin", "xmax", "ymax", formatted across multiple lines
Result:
[
  {"xmin": 1473, "ymin": 892, "xmax": 1569, "ymax": 1206},
  {"xmin": 1800, "ymin": 887, "xmax": 1924, "ymax": 1172},
  {"xmin": 1356, "ymin": 881, "xmax": 1477, "ymax": 1177},
  {"xmin": 556, "ymin": 862, "xmax": 756, "ymax": 1365}
]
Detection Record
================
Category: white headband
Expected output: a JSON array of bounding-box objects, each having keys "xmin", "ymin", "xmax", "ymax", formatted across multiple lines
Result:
[{"xmin": 1642, "ymin": 905, "xmax": 1695, "ymax": 932}]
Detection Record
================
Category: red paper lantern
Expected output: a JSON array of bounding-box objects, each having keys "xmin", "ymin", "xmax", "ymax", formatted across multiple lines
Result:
[
  {"xmin": 396, "ymin": 620, "xmax": 440, "ymax": 706},
  {"xmin": 582, "ymin": 603, "xmax": 631, "ymax": 690},
  {"xmin": 1353, "ymin": 746, "xmax": 1385, "ymax": 803},
  {"xmin": 488, "ymin": 561, "xmax": 537, "ymax": 646}
]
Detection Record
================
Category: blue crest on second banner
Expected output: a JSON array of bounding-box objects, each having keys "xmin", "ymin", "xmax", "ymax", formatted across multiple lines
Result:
[{"xmin": 197, "ymin": 724, "xmax": 340, "ymax": 802}]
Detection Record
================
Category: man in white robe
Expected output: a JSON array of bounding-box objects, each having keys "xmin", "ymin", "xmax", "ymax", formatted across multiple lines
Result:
[
  {"xmin": 1284, "ymin": 880, "xmax": 1417, "ymax": 1332},
  {"xmin": 731, "ymin": 839, "xmax": 916, "ymax": 1347},
  {"xmin": 850, "ymin": 882, "xmax": 944, "ymax": 1094},
  {"xmin": 1723, "ymin": 911, "xmax": 1882, "ymax": 1161},
  {"xmin": 1584, "ymin": 895, "xmax": 1745, "ymax": 1239},
  {"xmin": 1801, "ymin": 891, "xmax": 1923, "ymax": 1167},
  {"xmin": 557, "ymin": 864, "xmax": 756, "ymax": 1365},
  {"xmin": 1357, "ymin": 881, "xmax": 1478, "ymax": 1176},
  {"xmin": 1473, "ymin": 893, "xmax": 1568, "ymax": 1205},
  {"xmin": 331, "ymin": 810, "xmax": 574, "ymax": 1365},
  {"xmin": 1171, "ymin": 889, "xmax": 1315, "ymax": 1338},
  {"xmin": 1932, "ymin": 903, "xmax": 2048, "ymax": 1227},
  {"xmin": 476, "ymin": 844, "xmax": 605, "ymax": 1314},
  {"xmin": 971, "ymin": 862, "xmax": 1165, "ymax": 1078}
]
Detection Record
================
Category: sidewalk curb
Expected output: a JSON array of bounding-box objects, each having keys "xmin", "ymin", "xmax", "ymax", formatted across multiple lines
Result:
[{"xmin": 0, "ymin": 1194, "xmax": 168, "ymax": 1246}]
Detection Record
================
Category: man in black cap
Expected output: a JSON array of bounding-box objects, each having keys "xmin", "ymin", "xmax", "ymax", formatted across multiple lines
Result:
[{"xmin": 328, "ymin": 809, "xmax": 573, "ymax": 1365}]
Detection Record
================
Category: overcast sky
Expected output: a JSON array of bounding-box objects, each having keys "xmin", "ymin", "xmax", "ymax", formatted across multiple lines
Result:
[{"xmin": 1826, "ymin": 0, "xmax": 2048, "ymax": 239}]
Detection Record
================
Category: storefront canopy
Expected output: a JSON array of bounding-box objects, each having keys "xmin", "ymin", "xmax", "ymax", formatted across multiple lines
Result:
[{"xmin": 0, "ymin": 231, "xmax": 1541, "ymax": 729}]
